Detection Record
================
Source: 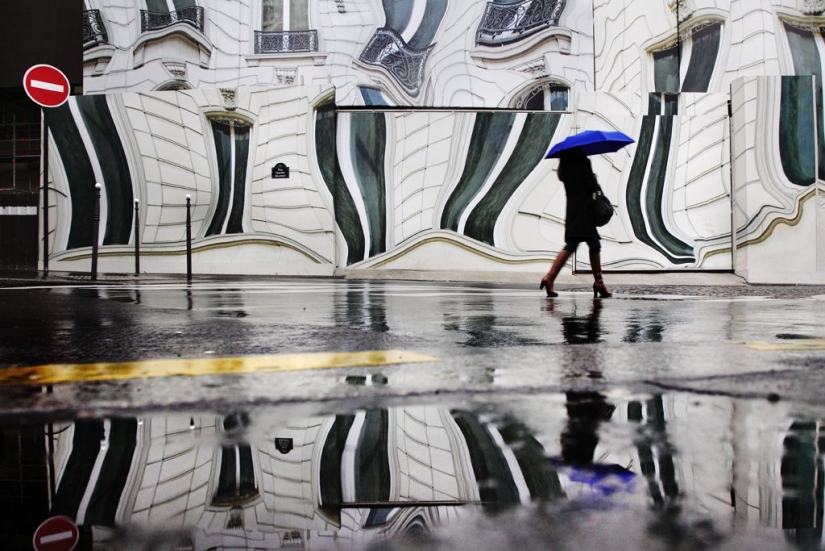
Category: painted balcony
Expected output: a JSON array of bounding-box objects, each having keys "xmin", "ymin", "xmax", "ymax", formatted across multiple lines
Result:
[
  {"xmin": 83, "ymin": 9, "xmax": 108, "ymax": 49},
  {"xmin": 476, "ymin": 0, "xmax": 566, "ymax": 46},
  {"xmin": 254, "ymin": 30, "xmax": 319, "ymax": 53},
  {"xmin": 140, "ymin": 6, "xmax": 205, "ymax": 33},
  {"xmin": 359, "ymin": 28, "xmax": 434, "ymax": 96}
]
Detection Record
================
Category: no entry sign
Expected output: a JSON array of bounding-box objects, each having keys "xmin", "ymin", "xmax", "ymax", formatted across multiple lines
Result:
[
  {"xmin": 23, "ymin": 65, "xmax": 71, "ymax": 108},
  {"xmin": 32, "ymin": 516, "xmax": 79, "ymax": 551}
]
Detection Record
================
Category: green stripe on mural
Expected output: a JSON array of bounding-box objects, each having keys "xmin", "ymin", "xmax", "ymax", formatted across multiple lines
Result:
[
  {"xmin": 465, "ymin": 112, "xmax": 560, "ymax": 246},
  {"xmin": 441, "ymin": 113, "xmax": 516, "ymax": 232}
]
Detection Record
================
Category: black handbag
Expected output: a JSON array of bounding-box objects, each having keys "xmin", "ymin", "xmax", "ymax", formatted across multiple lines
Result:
[{"xmin": 592, "ymin": 186, "xmax": 614, "ymax": 227}]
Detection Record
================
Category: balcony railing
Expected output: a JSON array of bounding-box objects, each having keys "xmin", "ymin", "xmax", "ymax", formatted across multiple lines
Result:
[
  {"xmin": 476, "ymin": 0, "xmax": 566, "ymax": 46},
  {"xmin": 254, "ymin": 30, "xmax": 319, "ymax": 53},
  {"xmin": 801, "ymin": 0, "xmax": 825, "ymax": 15},
  {"xmin": 83, "ymin": 9, "xmax": 108, "ymax": 49},
  {"xmin": 359, "ymin": 28, "xmax": 434, "ymax": 96},
  {"xmin": 140, "ymin": 6, "xmax": 205, "ymax": 33}
]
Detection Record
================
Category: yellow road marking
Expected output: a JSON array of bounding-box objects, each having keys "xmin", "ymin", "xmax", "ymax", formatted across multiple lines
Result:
[
  {"xmin": 0, "ymin": 350, "xmax": 441, "ymax": 386},
  {"xmin": 737, "ymin": 339, "xmax": 825, "ymax": 351}
]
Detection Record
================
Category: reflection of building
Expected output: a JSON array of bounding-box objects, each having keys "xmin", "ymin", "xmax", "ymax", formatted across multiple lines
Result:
[
  {"xmin": 40, "ymin": 397, "xmax": 825, "ymax": 546},
  {"xmin": 49, "ymin": 407, "xmax": 562, "ymax": 547}
]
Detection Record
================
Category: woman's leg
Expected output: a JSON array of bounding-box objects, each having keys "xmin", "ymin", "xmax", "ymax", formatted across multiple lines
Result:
[
  {"xmin": 588, "ymin": 239, "xmax": 612, "ymax": 298},
  {"xmin": 540, "ymin": 244, "xmax": 574, "ymax": 297}
]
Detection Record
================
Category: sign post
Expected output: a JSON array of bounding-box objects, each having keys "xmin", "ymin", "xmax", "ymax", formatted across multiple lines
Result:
[{"xmin": 23, "ymin": 64, "xmax": 71, "ymax": 276}]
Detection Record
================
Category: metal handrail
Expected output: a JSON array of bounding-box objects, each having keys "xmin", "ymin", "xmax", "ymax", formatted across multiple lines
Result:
[
  {"xmin": 254, "ymin": 29, "xmax": 319, "ymax": 53},
  {"xmin": 476, "ymin": 0, "xmax": 566, "ymax": 46},
  {"xmin": 83, "ymin": 9, "xmax": 109, "ymax": 49},
  {"xmin": 140, "ymin": 6, "xmax": 205, "ymax": 33},
  {"xmin": 359, "ymin": 28, "xmax": 434, "ymax": 96}
]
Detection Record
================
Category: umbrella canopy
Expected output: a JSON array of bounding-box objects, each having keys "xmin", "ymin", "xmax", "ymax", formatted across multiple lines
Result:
[{"xmin": 545, "ymin": 129, "xmax": 635, "ymax": 159}]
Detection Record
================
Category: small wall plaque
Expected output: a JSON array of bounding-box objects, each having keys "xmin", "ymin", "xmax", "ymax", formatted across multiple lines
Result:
[
  {"xmin": 272, "ymin": 163, "xmax": 289, "ymax": 179},
  {"xmin": 275, "ymin": 437, "xmax": 294, "ymax": 454}
]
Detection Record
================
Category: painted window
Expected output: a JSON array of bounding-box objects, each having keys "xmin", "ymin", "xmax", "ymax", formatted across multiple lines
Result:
[
  {"xmin": 256, "ymin": 0, "xmax": 318, "ymax": 53},
  {"xmin": 650, "ymin": 22, "xmax": 722, "ymax": 101},
  {"xmin": 206, "ymin": 119, "xmax": 252, "ymax": 237},
  {"xmin": 518, "ymin": 83, "xmax": 569, "ymax": 111},
  {"xmin": 145, "ymin": 0, "xmax": 196, "ymax": 11},
  {"xmin": 359, "ymin": 87, "xmax": 391, "ymax": 106},
  {"xmin": 782, "ymin": 22, "xmax": 824, "ymax": 183},
  {"xmin": 681, "ymin": 23, "xmax": 722, "ymax": 92},
  {"xmin": 262, "ymin": 0, "xmax": 309, "ymax": 31},
  {"xmin": 213, "ymin": 413, "xmax": 258, "ymax": 506}
]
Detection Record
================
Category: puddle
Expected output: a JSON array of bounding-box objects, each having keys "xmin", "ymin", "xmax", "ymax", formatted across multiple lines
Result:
[{"xmin": 4, "ymin": 392, "xmax": 820, "ymax": 550}]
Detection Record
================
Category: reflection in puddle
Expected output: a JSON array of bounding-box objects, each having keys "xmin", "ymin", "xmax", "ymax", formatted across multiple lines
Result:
[{"xmin": 2, "ymin": 394, "xmax": 819, "ymax": 549}]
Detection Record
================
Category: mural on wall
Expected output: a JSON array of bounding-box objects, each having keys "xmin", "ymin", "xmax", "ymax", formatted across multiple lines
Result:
[
  {"xmin": 731, "ymin": 75, "xmax": 823, "ymax": 282},
  {"xmin": 46, "ymin": 92, "xmax": 736, "ymax": 275},
  {"xmin": 67, "ymin": 0, "xmax": 825, "ymax": 280},
  {"xmin": 46, "ymin": 86, "xmax": 338, "ymax": 275},
  {"xmin": 328, "ymin": 105, "xmax": 730, "ymax": 272},
  {"xmin": 82, "ymin": 0, "xmax": 595, "ymax": 108},
  {"xmin": 587, "ymin": 0, "xmax": 824, "ymax": 279}
]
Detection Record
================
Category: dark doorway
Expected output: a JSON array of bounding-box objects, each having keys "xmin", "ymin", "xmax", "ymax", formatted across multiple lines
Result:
[{"xmin": 0, "ymin": 89, "xmax": 41, "ymax": 271}]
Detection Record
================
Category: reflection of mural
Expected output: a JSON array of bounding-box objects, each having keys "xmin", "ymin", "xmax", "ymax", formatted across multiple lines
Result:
[
  {"xmin": 65, "ymin": 1, "xmax": 825, "ymax": 281},
  {"xmin": 47, "ymin": 408, "xmax": 567, "ymax": 547},
  {"xmin": 36, "ymin": 398, "xmax": 825, "ymax": 546}
]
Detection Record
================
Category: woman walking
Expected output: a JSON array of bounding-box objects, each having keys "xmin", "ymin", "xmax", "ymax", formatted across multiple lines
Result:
[{"xmin": 539, "ymin": 149, "xmax": 612, "ymax": 298}]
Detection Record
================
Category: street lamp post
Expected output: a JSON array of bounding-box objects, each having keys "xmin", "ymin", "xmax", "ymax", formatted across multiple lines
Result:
[
  {"xmin": 186, "ymin": 194, "xmax": 192, "ymax": 281},
  {"xmin": 134, "ymin": 198, "xmax": 140, "ymax": 275},
  {"xmin": 91, "ymin": 183, "xmax": 101, "ymax": 281}
]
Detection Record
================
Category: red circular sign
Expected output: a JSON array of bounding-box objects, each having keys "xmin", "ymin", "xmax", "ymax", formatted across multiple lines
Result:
[
  {"xmin": 32, "ymin": 516, "xmax": 79, "ymax": 551},
  {"xmin": 23, "ymin": 65, "xmax": 71, "ymax": 108}
]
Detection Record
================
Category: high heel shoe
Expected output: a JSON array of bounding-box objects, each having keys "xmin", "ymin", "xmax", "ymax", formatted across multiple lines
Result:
[
  {"xmin": 593, "ymin": 280, "xmax": 612, "ymax": 298},
  {"xmin": 589, "ymin": 251, "xmax": 612, "ymax": 298},
  {"xmin": 540, "ymin": 250, "xmax": 570, "ymax": 298},
  {"xmin": 539, "ymin": 277, "xmax": 559, "ymax": 297}
]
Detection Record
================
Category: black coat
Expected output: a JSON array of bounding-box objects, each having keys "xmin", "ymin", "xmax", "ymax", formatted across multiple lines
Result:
[{"xmin": 558, "ymin": 157, "xmax": 600, "ymax": 243}]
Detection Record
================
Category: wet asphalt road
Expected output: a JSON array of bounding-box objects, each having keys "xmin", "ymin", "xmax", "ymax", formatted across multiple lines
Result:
[
  {"xmin": 3, "ymin": 277, "xmax": 825, "ymax": 550},
  {"xmin": 0, "ymin": 278, "xmax": 824, "ymax": 416}
]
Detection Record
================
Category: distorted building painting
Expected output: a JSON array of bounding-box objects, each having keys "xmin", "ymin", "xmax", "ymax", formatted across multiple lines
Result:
[
  {"xmin": 57, "ymin": 0, "xmax": 825, "ymax": 282},
  {"xmin": 43, "ymin": 396, "xmax": 823, "ymax": 547}
]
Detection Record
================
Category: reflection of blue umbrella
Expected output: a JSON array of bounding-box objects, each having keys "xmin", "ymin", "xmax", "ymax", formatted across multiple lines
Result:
[
  {"xmin": 545, "ymin": 130, "xmax": 635, "ymax": 159},
  {"xmin": 551, "ymin": 458, "xmax": 636, "ymax": 498}
]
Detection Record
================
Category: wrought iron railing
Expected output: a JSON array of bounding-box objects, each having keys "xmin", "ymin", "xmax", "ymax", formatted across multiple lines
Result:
[
  {"xmin": 802, "ymin": 0, "xmax": 825, "ymax": 15},
  {"xmin": 254, "ymin": 30, "xmax": 319, "ymax": 53},
  {"xmin": 83, "ymin": 9, "xmax": 108, "ymax": 49},
  {"xmin": 476, "ymin": 0, "xmax": 566, "ymax": 46},
  {"xmin": 359, "ymin": 28, "xmax": 434, "ymax": 96},
  {"xmin": 140, "ymin": 6, "xmax": 205, "ymax": 33}
]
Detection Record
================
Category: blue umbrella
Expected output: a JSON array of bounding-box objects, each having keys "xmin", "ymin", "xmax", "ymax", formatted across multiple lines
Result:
[{"xmin": 545, "ymin": 129, "xmax": 635, "ymax": 159}]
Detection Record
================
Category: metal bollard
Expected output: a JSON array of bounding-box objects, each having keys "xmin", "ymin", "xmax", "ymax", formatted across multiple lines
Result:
[
  {"xmin": 186, "ymin": 194, "xmax": 192, "ymax": 281},
  {"xmin": 91, "ymin": 183, "xmax": 101, "ymax": 281},
  {"xmin": 134, "ymin": 198, "xmax": 140, "ymax": 275}
]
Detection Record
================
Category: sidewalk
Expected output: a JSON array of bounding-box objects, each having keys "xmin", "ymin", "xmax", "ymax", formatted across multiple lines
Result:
[
  {"xmin": 335, "ymin": 268, "xmax": 748, "ymax": 286},
  {"xmin": 0, "ymin": 268, "xmax": 743, "ymax": 286}
]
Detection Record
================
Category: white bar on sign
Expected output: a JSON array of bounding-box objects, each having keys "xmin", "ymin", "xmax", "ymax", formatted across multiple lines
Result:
[
  {"xmin": 40, "ymin": 530, "xmax": 74, "ymax": 544},
  {"xmin": 31, "ymin": 79, "xmax": 65, "ymax": 93},
  {"xmin": 0, "ymin": 206, "xmax": 37, "ymax": 215}
]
